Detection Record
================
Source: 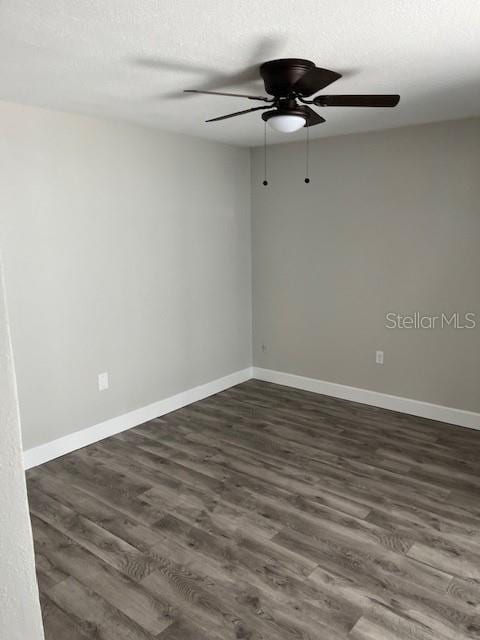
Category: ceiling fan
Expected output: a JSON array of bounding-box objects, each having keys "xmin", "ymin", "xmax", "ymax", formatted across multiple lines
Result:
[{"xmin": 185, "ymin": 58, "xmax": 400, "ymax": 133}]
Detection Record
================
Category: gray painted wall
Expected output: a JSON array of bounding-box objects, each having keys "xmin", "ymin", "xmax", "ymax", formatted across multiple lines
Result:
[
  {"xmin": 0, "ymin": 101, "xmax": 252, "ymax": 450},
  {"xmin": 0, "ymin": 256, "xmax": 44, "ymax": 639},
  {"xmin": 251, "ymin": 118, "xmax": 480, "ymax": 413}
]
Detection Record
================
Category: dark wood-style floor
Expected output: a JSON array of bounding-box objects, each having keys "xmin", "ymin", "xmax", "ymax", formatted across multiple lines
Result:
[{"xmin": 27, "ymin": 379, "xmax": 480, "ymax": 640}]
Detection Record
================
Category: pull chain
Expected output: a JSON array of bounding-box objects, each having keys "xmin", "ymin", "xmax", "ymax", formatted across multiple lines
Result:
[
  {"xmin": 262, "ymin": 120, "xmax": 268, "ymax": 186},
  {"xmin": 304, "ymin": 124, "xmax": 310, "ymax": 184}
]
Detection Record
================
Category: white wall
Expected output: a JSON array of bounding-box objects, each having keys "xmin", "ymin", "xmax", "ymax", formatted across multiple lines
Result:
[
  {"xmin": 0, "ymin": 101, "xmax": 252, "ymax": 450},
  {"xmin": 251, "ymin": 118, "xmax": 480, "ymax": 413},
  {"xmin": 0, "ymin": 256, "xmax": 44, "ymax": 639}
]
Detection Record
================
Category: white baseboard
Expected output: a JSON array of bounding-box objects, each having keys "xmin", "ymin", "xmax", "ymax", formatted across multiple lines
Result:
[
  {"xmin": 23, "ymin": 367, "xmax": 253, "ymax": 469},
  {"xmin": 253, "ymin": 367, "xmax": 480, "ymax": 431},
  {"xmin": 24, "ymin": 364, "xmax": 479, "ymax": 469}
]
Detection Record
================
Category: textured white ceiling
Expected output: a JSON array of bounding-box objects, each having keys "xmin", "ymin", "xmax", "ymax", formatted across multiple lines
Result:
[{"xmin": 1, "ymin": 1, "xmax": 480, "ymax": 147}]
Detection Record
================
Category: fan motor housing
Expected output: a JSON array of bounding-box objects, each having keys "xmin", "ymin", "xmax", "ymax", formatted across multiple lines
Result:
[
  {"xmin": 260, "ymin": 58, "xmax": 315, "ymax": 96},
  {"xmin": 261, "ymin": 105, "xmax": 310, "ymax": 127}
]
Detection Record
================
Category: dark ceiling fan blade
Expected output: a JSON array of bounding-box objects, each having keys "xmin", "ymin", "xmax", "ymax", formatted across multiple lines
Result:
[
  {"xmin": 314, "ymin": 94, "xmax": 400, "ymax": 107},
  {"xmin": 302, "ymin": 106, "xmax": 326, "ymax": 127},
  {"xmin": 206, "ymin": 106, "xmax": 271, "ymax": 122},
  {"xmin": 184, "ymin": 89, "xmax": 272, "ymax": 102},
  {"xmin": 293, "ymin": 67, "xmax": 342, "ymax": 97}
]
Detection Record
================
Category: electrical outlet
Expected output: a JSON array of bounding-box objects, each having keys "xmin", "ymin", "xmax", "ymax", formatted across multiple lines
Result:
[
  {"xmin": 98, "ymin": 372, "xmax": 109, "ymax": 391},
  {"xmin": 376, "ymin": 350, "xmax": 384, "ymax": 365}
]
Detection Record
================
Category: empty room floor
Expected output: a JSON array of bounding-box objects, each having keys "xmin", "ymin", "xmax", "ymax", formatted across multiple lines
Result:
[{"xmin": 27, "ymin": 379, "xmax": 480, "ymax": 640}]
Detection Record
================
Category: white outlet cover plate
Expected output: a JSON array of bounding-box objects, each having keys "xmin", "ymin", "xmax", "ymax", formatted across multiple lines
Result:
[{"xmin": 98, "ymin": 372, "xmax": 109, "ymax": 391}]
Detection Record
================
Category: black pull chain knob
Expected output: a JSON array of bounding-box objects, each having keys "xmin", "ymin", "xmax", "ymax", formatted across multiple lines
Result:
[
  {"xmin": 304, "ymin": 124, "xmax": 310, "ymax": 184},
  {"xmin": 263, "ymin": 121, "xmax": 269, "ymax": 186}
]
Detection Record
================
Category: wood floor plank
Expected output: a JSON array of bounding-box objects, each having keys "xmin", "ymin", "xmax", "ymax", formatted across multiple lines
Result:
[
  {"xmin": 150, "ymin": 513, "xmax": 367, "ymax": 638},
  {"xmin": 274, "ymin": 525, "xmax": 452, "ymax": 594},
  {"xmin": 28, "ymin": 379, "xmax": 480, "ymax": 640},
  {"xmin": 28, "ymin": 469, "xmax": 162, "ymax": 551},
  {"xmin": 309, "ymin": 563, "xmax": 480, "ymax": 640},
  {"xmin": 32, "ymin": 516, "xmax": 176, "ymax": 635},
  {"xmin": 48, "ymin": 577, "xmax": 158, "ymax": 640},
  {"xmin": 349, "ymin": 616, "xmax": 422, "ymax": 640},
  {"xmin": 29, "ymin": 487, "xmax": 155, "ymax": 581},
  {"xmin": 151, "ymin": 429, "xmax": 374, "ymax": 519},
  {"xmin": 157, "ymin": 619, "xmax": 219, "ymax": 639},
  {"xmin": 39, "ymin": 453, "xmax": 161, "ymax": 525},
  {"xmin": 407, "ymin": 541, "xmax": 480, "ymax": 581},
  {"xmin": 182, "ymin": 423, "xmax": 455, "ymax": 516},
  {"xmin": 39, "ymin": 592, "xmax": 92, "ymax": 640},
  {"xmin": 148, "ymin": 521, "xmax": 358, "ymax": 637},
  {"xmin": 35, "ymin": 550, "xmax": 68, "ymax": 592}
]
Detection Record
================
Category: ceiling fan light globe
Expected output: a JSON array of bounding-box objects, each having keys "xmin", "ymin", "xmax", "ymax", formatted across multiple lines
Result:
[{"xmin": 268, "ymin": 114, "xmax": 306, "ymax": 133}]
